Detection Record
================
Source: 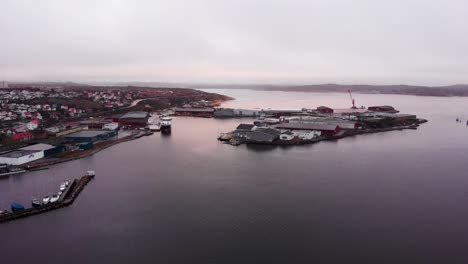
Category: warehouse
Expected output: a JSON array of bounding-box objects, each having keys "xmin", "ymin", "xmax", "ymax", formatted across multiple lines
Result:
[
  {"xmin": 19, "ymin": 143, "xmax": 64, "ymax": 157},
  {"xmin": 0, "ymin": 150, "xmax": 44, "ymax": 165},
  {"xmin": 174, "ymin": 108, "xmax": 214, "ymax": 117},
  {"xmin": 119, "ymin": 111, "xmax": 149, "ymax": 127},
  {"xmin": 276, "ymin": 123, "xmax": 341, "ymax": 136},
  {"xmin": 368, "ymin": 105, "xmax": 399, "ymax": 113},
  {"xmin": 64, "ymin": 130, "xmax": 117, "ymax": 143},
  {"xmin": 245, "ymin": 128, "xmax": 281, "ymax": 143},
  {"xmin": 316, "ymin": 106, "xmax": 334, "ymax": 113}
]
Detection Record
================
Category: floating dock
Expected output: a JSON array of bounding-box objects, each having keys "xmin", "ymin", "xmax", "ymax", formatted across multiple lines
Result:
[{"xmin": 0, "ymin": 175, "xmax": 93, "ymax": 223}]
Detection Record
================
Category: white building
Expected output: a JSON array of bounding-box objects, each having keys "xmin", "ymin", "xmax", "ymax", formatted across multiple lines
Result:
[
  {"xmin": 280, "ymin": 131, "xmax": 295, "ymax": 140},
  {"xmin": 293, "ymin": 130, "xmax": 321, "ymax": 140},
  {"xmin": 27, "ymin": 120, "xmax": 39, "ymax": 130},
  {"xmin": 0, "ymin": 150, "xmax": 44, "ymax": 165}
]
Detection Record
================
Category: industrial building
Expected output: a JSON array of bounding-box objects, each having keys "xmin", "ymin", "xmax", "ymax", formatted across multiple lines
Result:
[
  {"xmin": 245, "ymin": 128, "xmax": 281, "ymax": 142},
  {"xmin": 119, "ymin": 111, "xmax": 149, "ymax": 127},
  {"xmin": 65, "ymin": 130, "xmax": 117, "ymax": 143},
  {"xmin": 174, "ymin": 108, "xmax": 214, "ymax": 117},
  {"xmin": 316, "ymin": 106, "xmax": 334, "ymax": 113},
  {"xmin": 368, "ymin": 105, "xmax": 399, "ymax": 113},
  {"xmin": 19, "ymin": 143, "xmax": 64, "ymax": 157},
  {"xmin": 0, "ymin": 150, "xmax": 44, "ymax": 165},
  {"xmin": 276, "ymin": 123, "xmax": 341, "ymax": 136},
  {"xmin": 288, "ymin": 117, "xmax": 358, "ymax": 130},
  {"xmin": 214, "ymin": 108, "xmax": 263, "ymax": 118}
]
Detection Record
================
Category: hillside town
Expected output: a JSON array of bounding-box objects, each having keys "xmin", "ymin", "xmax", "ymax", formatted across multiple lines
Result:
[{"xmin": 0, "ymin": 84, "xmax": 230, "ymax": 171}]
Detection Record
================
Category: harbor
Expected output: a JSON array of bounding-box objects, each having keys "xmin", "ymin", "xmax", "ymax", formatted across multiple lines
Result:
[
  {"xmin": 1, "ymin": 90, "xmax": 468, "ymax": 263},
  {"xmin": 0, "ymin": 171, "xmax": 95, "ymax": 223}
]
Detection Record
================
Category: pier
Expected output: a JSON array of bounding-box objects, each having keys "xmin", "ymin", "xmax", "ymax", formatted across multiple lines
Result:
[{"xmin": 0, "ymin": 175, "xmax": 93, "ymax": 223}]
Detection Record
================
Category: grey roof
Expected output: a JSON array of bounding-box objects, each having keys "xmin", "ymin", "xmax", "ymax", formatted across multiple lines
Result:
[
  {"xmin": 317, "ymin": 106, "xmax": 333, "ymax": 110},
  {"xmin": 368, "ymin": 105, "xmax": 394, "ymax": 109},
  {"xmin": 120, "ymin": 111, "xmax": 148, "ymax": 119},
  {"xmin": 236, "ymin": 124, "xmax": 255, "ymax": 130},
  {"xmin": 256, "ymin": 128, "xmax": 282, "ymax": 137},
  {"xmin": 276, "ymin": 123, "xmax": 339, "ymax": 131},
  {"xmin": 65, "ymin": 130, "xmax": 114, "ymax": 138},
  {"xmin": 20, "ymin": 143, "xmax": 56, "ymax": 151},
  {"xmin": 0, "ymin": 150, "xmax": 40, "ymax": 158},
  {"xmin": 174, "ymin": 108, "xmax": 214, "ymax": 112}
]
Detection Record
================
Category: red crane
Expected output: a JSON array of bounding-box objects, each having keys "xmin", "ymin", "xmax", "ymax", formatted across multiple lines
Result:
[{"xmin": 348, "ymin": 89, "xmax": 357, "ymax": 109}]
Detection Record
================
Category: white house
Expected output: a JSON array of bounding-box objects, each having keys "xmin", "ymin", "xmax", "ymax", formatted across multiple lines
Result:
[
  {"xmin": 280, "ymin": 131, "xmax": 295, "ymax": 140},
  {"xmin": 27, "ymin": 119, "xmax": 39, "ymax": 130}
]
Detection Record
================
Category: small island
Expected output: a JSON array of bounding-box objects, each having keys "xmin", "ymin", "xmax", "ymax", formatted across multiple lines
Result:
[{"xmin": 217, "ymin": 105, "xmax": 427, "ymax": 146}]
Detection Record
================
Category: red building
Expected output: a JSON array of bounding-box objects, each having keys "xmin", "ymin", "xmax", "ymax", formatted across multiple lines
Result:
[
  {"xmin": 11, "ymin": 132, "xmax": 34, "ymax": 142},
  {"xmin": 316, "ymin": 106, "xmax": 334, "ymax": 113}
]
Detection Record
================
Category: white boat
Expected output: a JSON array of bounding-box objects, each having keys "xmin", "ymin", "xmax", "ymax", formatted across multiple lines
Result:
[
  {"xmin": 59, "ymin": 184, "xmax": 66, "ymax": 192},
  {"xmin": 32, "ymin": 198, "xmax": 42, "ymax": 207},
  {"xmin": 58, "ymin": 191, "xmax": 63, "ymax": 196},
  {"xmin": 50, "ymin": 195, "xmax": 59, "ymax": 203},
  {"xmin": 160, "ymin": 116, "xmax": 172, "ymax": 133},
  {"xmin": 87, "ymin": 170, "xmax": 96, "ymax": 177},
  {"xmin": 42, "ymin": 196, "xmax": 50, "ymax": 205}
]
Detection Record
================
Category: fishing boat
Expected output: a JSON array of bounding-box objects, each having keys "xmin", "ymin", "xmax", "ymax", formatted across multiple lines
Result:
[
  {"xmin": 0, "ymin": 210, "xmax": 9, "ymax": 215},
  {"xmin": 50, "ymin": 195, "xmax": 59, "ymax": 203},
  {"xmin": 160, "ymin": 116, "xmax": 172, "ymax": 134},
  {"xmin": 31, "ymin": 198, "xmax": 42, "ymax": 207},
  {"xmin": 42, "ymin": 196, "xmax": 50, "ymax": 205}
]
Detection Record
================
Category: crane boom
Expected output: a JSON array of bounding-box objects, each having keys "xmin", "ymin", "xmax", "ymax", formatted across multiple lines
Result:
[{"xmin": 348, "ymin": 89, "xmax": 357, "ymax": 109}]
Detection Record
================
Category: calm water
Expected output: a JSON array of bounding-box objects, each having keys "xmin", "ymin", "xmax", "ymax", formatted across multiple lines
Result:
[{"xmin": 2, "ymin": 89, "xmax": 468, "ymax": 263}]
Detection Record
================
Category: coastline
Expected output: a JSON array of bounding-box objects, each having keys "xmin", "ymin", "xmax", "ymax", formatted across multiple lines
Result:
[{"xmin": 22, "ymin": 130, "xmax": 153, "ymax": 169}]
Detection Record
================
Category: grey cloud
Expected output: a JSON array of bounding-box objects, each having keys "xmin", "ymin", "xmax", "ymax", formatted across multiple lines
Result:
[{"xmin": 1, "ymin": 0, "xmax": 467, "ymax": 85}]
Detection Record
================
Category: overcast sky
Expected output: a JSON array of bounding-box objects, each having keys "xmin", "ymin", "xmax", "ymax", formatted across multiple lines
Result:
[{"xmin": 1, "ymin": 0, "xmax": 467, "ymax": 85}]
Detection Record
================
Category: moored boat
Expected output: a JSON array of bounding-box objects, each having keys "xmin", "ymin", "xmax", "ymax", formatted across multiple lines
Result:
[
  {"xmin": 42, "ymin": 196, "xmax": 50, "ymax": 205},
  {"xmin": 50, "ymin": 195, "xmax": 60, "ymax": 203},
  {"xmin": 87, "ymin": 170, "xmax": 96, "ymax": 177},
  {"xmin": 160, "ymin": 116, "xmax": 172, "ymax": 134},
  {"xmin": 0, "ymin": 210, "xmax": 9, "ymax": 215},
  {"xmin": 32, "ymin": 198, "xmax": 42, "ymax": 207},
  {"xmin": 11, "ymin": 203, "xmax": 25, "ymax": 212}
]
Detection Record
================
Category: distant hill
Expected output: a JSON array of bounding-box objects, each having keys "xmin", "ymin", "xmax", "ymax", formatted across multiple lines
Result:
[
  {"xmin": 198, "ymin": 83, "xmax": 468, "ymax": 97},
  {"xmin": 8, "ymin": 81, "xmax": 468, "ymax": 97}
]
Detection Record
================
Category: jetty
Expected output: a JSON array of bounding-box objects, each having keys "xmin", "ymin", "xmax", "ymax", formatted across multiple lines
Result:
[{"xmin": 0, "ymin": 174, "xmax": 94, "ymax": 223}]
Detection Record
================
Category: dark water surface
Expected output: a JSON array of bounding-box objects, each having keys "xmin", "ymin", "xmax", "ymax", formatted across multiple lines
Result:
[{"xmin": 2, "ymin": 90, "xmax": 468, "ymax": 263}]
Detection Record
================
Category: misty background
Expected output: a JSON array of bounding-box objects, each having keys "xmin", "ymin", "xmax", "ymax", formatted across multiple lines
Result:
[{"xmin": 1, "ymin": 0, "xmax": 467, "ymax": 85}]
